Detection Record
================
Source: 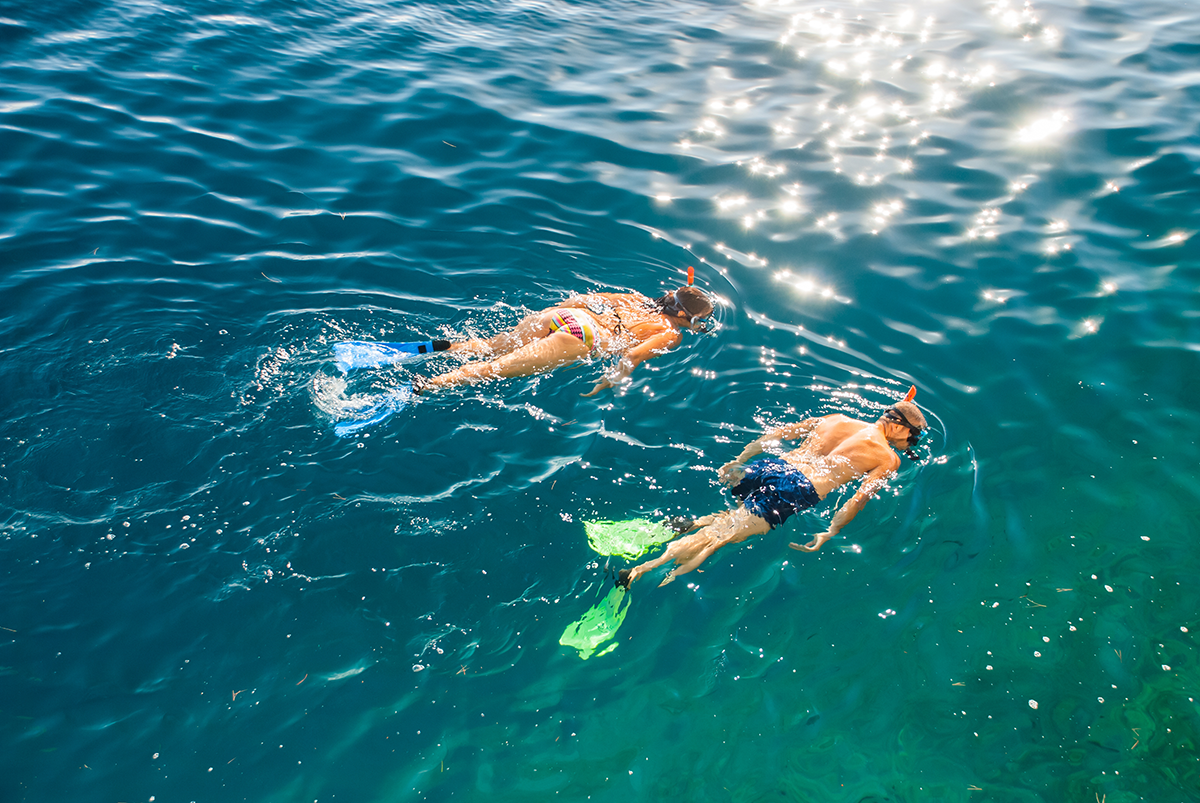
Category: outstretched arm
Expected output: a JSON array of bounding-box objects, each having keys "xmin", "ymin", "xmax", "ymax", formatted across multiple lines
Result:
[
  {"xmin": 582, "ymin": 329, "xmax": 681, "ymax": 396},
  {"xmin": 557, "ymin": 293, "xmax": 605, "ymax": 311},
  {"xmin": 738, "ymin": 417, "xmax": 823, "ymax": 460},
  {"xmin": 788, "ymin": 464, "xmax": 893, "ymax": 552},
  {"xmin": 718, "ymin": 417, "xmax": 825, "ymax": 483},
  {"xmin": 559, "ymin": 291, "xmax": 644, "ymax": 311}
]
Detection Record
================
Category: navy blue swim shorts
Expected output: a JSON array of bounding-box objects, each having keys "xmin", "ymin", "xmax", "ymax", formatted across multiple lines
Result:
[{"xmin": 731, "ymin": 456, "xmax": 822, "ymax": 528}]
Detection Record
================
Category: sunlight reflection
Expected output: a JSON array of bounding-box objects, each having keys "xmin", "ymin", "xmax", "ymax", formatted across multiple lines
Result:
[
  {"xmin": 869, "ymin": 200, "xmax": 904, "ymax": 234},
  {"xmin": 967, "ymin": 208, "xmax": 1001, "ymax": 240},
  {"xmin": 1017, "ymin": 111, "xmax": 1070, "ymax": 144},
  {"xmin": 816, "ymin": 213, "xmax": 839, "ymax": 230},
  {"xmin": 743, "ymin": 156, "xmax": 786, "ymax": 178},
  {"xmin": 680, "ymin": 1, "xmax": 1067, "ymax": 242},
  {"xmin": 774, "ymin": 269, "xmax": 836, "ymax": 299},
  {"xmin": 716, "ymin": 196, "xmax": 749, "ymax": 211},
  {"xmin": 981, "ymin": 289, "xmax": 1018, "ymax": 304}
]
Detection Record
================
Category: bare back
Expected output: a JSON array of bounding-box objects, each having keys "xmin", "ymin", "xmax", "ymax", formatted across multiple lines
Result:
[
  {"xmin": 781, "ymin": 414, "xmax": 901, "ymax": 498},
  {"xmin": 560, "ymin": 291, "xmax": 681, "ymax": 354}
]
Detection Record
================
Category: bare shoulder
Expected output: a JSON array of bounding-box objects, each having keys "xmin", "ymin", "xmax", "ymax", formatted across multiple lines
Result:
[
  {"xmin": 878, "ymin": 447, "xmax": 902, "ymax": 473},
  {"xmin": 600, "ymin": 291, "xmax": 649, "ymax": 306},
  {"xmin": 813, "ymin": 413, "xmax": 871, "ymax": 433},
  {"xmin": 861, "ymin": 436, "xmax": 903, "ymax": 476},
  {"xmin": 635, "ymin": 325, "xmax": 681, "ymax": 349}
]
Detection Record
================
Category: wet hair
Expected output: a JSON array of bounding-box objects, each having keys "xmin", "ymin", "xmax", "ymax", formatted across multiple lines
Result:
[
  {"xmin": 887, "ymin": 401, "xmax": 927, "ymax": 431},
  {"xmin": 653, "ymin": 286, "xmax": 714, "ymax": 319}
]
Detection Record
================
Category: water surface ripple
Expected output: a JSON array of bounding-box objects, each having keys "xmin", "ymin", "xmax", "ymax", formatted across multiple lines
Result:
[{"xmin": 3, "ymin": 0, "xmax": 1200, "ymax": 800}]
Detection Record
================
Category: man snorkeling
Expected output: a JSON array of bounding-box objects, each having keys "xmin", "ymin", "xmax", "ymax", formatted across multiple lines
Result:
[
  {"xmin": 414, "ymin": 283, "xmax": 715, "ymax": 396},
  {"xmin": 617, "ymin": 388, "xmax": 928, "ymax": 588}
]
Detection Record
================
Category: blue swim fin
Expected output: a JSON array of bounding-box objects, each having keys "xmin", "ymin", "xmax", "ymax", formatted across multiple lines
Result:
[
  {"xmin": 332, "ymin": 340, "xmax": 450, "ymax": 372},
  {"xmin": 334, "ymin": 384, "xmax": 414, "ymax": 437}
]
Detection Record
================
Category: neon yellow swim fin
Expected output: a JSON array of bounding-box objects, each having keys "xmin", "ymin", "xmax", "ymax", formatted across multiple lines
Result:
[
  {"xmin": 583, "ymin": 518, "xmax": 675, "ymax": 560},
  {"xmin": 559, "ymin": 585, "xmax": 630, "ymax": 660}
]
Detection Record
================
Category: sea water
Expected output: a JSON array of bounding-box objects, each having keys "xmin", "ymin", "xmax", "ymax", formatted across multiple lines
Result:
[{"xmin": 2, "ymin": 0, "xmax": 1200, "ymax": 800}]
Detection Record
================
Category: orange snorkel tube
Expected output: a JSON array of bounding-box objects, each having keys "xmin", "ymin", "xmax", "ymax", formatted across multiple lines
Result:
[
  {"xmin": 893, "ymin": 385, "xmax": 921, "ymax": 461},
  {"xmin": 687, "ymin": 265, "xmax": 695, "ymax": 286}
]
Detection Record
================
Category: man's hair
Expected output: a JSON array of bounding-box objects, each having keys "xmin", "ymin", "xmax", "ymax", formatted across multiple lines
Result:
[
  {"xmin": 889, "ymin": 400, "xmax": 927, "ymax": 430},
  {"xmin": 655, "ymin": 286, "xmax": 714, "ymax": 319}
]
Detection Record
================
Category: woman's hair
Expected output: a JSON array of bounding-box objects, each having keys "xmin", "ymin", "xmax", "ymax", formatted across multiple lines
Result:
[{"xmin": 653, "ymin": 286, "xmax": 714, "ymax": 319}]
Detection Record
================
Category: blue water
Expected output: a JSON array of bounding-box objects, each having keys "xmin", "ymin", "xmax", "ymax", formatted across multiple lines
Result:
[{"xmin": 3, "ymin": 0, "xmax": 1200, "ymax": 800}]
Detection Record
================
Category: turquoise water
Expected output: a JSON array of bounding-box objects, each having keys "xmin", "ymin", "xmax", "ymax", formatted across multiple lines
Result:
[{"xmin": 3, "ymin": 0, "xmax": 1200, "ymax": 800}]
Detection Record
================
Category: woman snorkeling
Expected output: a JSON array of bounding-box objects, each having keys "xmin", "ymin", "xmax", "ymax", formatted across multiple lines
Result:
[{"xmin": 415, "ymin": 284, "xmax": 715, "ymax": 396}]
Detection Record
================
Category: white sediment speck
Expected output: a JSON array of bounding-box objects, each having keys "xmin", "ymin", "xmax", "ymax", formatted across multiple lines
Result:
[{"xmin": 1028, "ymin": 700, "xmax": 1038, "ymax": 709}]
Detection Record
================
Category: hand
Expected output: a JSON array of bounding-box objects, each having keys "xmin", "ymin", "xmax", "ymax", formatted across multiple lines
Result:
[
  {"xmin": 583, "ymin": 357, "xmax": 633, "ymax": 397},
  {"xmin": 789, "ymin": 531, "xmax": 833, "ymax": 552},
  {"xmin": 581, "ymin": 376, "xmax": 613, "ymax": 397},
  {"xmin": 717, "ymin": 460, "xmax": 746, "ymax": 485}
]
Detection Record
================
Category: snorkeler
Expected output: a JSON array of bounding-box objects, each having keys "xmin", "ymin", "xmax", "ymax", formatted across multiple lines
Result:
[
  {"xmin": 326, "ymin": 281, "xmax": 715, "ymax": 436},
  {"xmin": 414, "ymin": 284, "xmax": 715, "ymax": 396},
  {"xmin": 616, "ymin": 388, "xmax": 928, "ymax": 587}
]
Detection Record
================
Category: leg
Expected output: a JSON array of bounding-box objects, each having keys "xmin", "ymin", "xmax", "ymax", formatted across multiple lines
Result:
[
  {"xmin": 424, "ymin": 329, "xmax": 589, "ymax": 391},
  {"xmin": 447, "ymin": 309, "xmax": 564, "ymax": 358},
  {"xmin": 620, "ymin": 506, "xmax": 771, "ymax": 587}
]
